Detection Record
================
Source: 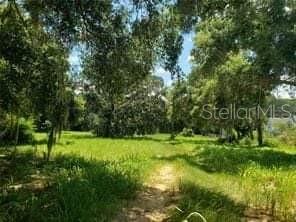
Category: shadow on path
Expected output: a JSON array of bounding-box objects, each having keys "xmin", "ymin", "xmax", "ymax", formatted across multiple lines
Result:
[{"xmin": 114, "ymin": 165, "xmax": 180, "ymax": 222}]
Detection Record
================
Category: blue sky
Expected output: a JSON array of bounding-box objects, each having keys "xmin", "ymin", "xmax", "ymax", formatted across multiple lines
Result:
[
  {"xmin": 69, "ymin": 33, "xmax": 194, "ymax": 85},
  {"xmin": 179, "ymin": 33, "xmax": 195, "ymax": 74}
]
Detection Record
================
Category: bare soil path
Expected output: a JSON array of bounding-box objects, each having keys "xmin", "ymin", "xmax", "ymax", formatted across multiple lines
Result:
[{"xmin": 114, "ymin": 164, "xmax": 181, "ymax": 222}]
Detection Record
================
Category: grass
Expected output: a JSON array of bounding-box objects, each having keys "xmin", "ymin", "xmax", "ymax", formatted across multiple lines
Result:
[
  {"xmin": 0, "ymin": 152, "xmax": 140, "ymax": 221},
  {"xmin": 1, "ymin": 132, "xmax": 296, "ymax": 221}
]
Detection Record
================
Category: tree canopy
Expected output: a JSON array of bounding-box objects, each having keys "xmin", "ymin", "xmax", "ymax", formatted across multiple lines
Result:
[{"xmin": 0, "ymin": 0, "xmax": 295, "ymax": 153}]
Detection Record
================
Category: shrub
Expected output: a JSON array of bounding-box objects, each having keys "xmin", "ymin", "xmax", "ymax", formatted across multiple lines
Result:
[
  {"xmin": 278, "ymin": 129, "xmax": 296, "ymax": 146},
  {"xmin": 181, "ymin": 128, "xmax": 194, "ymax": 137},
  {"xmin": 0, "ymin": 117, "xmax": 35, "ymax": 145},
  {"xmin": 240, "ymin": 137, "xmax": 252, "ymax": 147},
  {"xmin": 17, "ymin": 118, "xmax": 35, "ymax": 144}
]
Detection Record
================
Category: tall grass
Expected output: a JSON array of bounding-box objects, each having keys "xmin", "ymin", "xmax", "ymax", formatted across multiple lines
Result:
[
  {"xmin": 1, "ymin": 132, "xmax": 296, "ymax": 221},
  {"xmin": 0, "ymin": 152, "xmax": 142, "ymax": 222},
  {"xmin": 242, "ymin": 165, "xmax": 296, "ymax": 221}
]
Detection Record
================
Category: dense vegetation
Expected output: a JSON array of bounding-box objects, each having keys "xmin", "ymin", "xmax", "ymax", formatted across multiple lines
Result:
[{"xmin": 0, "ymin": 0, "xmax": 295, "ymax": 221}]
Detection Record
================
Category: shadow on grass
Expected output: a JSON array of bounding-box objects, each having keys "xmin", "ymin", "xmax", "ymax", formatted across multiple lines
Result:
[
  {"xmin": 34, "ymin": 138, "xmax": 48, "ymax": 145},
  {"xmin": 62, "ymin": 133, "xmax": 96, "ymax": 140},
  {"xmin": 0, "ymin": 151, "xmax": 140, "ymax": 222},
  {"xmin": 173, "ymin": 138, "xmax": 219, "ymax": 146},
  {"xmin": 157, "ymin": 145, "xmax": 296, "ymax": 174},
  {"xmin": 171, "ymin": 182, "xmax": 244, "ymax": 222},
  {"xmin": 64, "ymin": 134, "xmax": 172, "ymax": 144},
  {"xmin": 59, "ymin": 133, "xmax": 218, "ymax": 147},
  {"xmin": 119, "ymin": 135, "xmax": 218, "ymax": 146}
]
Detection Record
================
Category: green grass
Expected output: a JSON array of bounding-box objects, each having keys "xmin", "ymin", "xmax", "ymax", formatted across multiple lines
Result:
[{"xmin": 1, "ymin": 132, "xmax": 296, "ymax": 221}]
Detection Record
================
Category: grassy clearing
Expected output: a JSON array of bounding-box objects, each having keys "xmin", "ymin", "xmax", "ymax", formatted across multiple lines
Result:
[{"xmin": 1, "ymin": 132, "xmax": 296, "ymax": 221}]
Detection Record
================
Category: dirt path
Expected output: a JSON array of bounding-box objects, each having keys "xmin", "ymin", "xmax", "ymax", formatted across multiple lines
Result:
[{"xmin": 114, "ymin": 165, "xmax": 181, "ymax": 222}]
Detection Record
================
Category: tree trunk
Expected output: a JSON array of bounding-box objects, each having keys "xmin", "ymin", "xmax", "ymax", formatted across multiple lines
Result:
[
  {"xmin": 14, "ymin": 112, "xmax": 20, "ymax": 151},
  {"xmin": 169, "ymin": 118, "xmax": 177, "ymax": 140},
  {"xmin": 46, "ymin": 127, "xmax": 55, "ymax": 161},
  {"xmin": 96, "ymin": 127, "xmax": 99, "ymax": 137},
  {"xmin": 249, "ymin": 129, "xmax": 254, "ymax": 140},
  {"xmin": 106, "ymin": 97, "xmax": 115, "ymax": 138},
  {"xmin": 257, "ymin": 121, "xmax": 263, "ymax": 146},
  {"xmin": 10, "ymin": 112, "xmax": 14, "ymax": 139},
  {"xmin": 56, "ymin": 124, "xmax": 62, "ymax": 142},
  {"xmin": 237, "ymin": 130, "xmax": 240, "ymax": 140},
  {"xmin": 256, "ymin": 84, "xmax": 265, "ymax": 146}
]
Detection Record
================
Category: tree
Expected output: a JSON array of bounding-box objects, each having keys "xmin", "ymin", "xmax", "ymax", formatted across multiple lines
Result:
[
  {"xmin": 82, "ymin": 14, "xmax": 152, "ymax": 136},
  {"xmin": 66, "ymin": 93, "xmax": 86, "ymax": 131},
  {"xmin": 83, "ymin": 74, "xmax": 168, "ymax": 137},
  {"xmin": 190, "ymin": 52, "xmax": 260, "ymax": 141},
  {"xmin": 115, "ymin": 75, "xmax": 168, "ymax": 136},
  {"xmin": 0, "ymin": 1, "xmax": 69, "ymax": 158},
  {"xmin": 168, "ymin": 79, "xmax": 193, "ymax": 139},
  {"xmin": 81, "ymin": 2, "xmax": 183, "ymax": 137},
  {"xmin": 31, "ymin": 40, "xmax": 68, "ymax": 160},
  {"xmin": 182, "ymin": 0, "xmax": 296, "ymax": 145},
  {"xmin": 0, "ymin": 2, "xmax": 37, "ymax": 147}
]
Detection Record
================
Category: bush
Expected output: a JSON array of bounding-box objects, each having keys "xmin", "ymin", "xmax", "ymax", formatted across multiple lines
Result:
[
  {"xmin": 17, "ymin": 118, "xmax": 35, "ymax": 144},
  {"xmin": 181, "ymin": 128, "xmax": 194, "ymax": 137},
  {"xmin": 0, "ymin": 117, "xmax": 35, "ymax": 145},
  {"xmin": 272, "ymin": 121, "xmax": 296, "ymax": 146},
  {"xmin": 240, "ymin": 137, "xmax": 252, "ymax": 147},
  {"xmin": 278, "ymin": 129, "xmax": 296, "ymax": 146}
]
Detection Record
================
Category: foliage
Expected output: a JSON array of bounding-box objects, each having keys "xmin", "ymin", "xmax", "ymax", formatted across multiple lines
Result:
[
  {"xmin": 66, "ymin": 93, "xmax": 86, "ymax": 131},
  {"xmin": 0, "ymin": 3, "xmax": 35, "ymax": 117},
  {"xmin": 266, "ymin": 117, "xmax": 296, "ymax": 146},
  {"xmin": 0, "ymin": 0, "xmax": 187, "ymax": 152},
  {"xmin": 0, "ymin": 152, "xmax": 140, "ymax": 222},
  {"xmin": 0, "ymin": 1, "xmax": 69, "ymax": 157},
  {"xmin": 189, "ymin": 52, "xmax": 260, "ymax": 142},
  {"xmin": 83, "ymin": 75, "xmax": 169, "ymax": 137},
  {"xmin": 0, "ymin": 0, "xmax": 295, "ymax": 219},
  {"xmin": 278, "ymin": 127, "xmax": 296, "ymax": 146},
  {"xmin": 112, "ymin": 75, "xmax": 168, "ymax": 136},
  {"xmin": 186, "ymin": 0, "xmax": 296, "ymax": 145},
  {"xmin": 0, "ymin": 117, "xmax": 34, "ymax": 145},
  {"xmin": 169, "ymin": 80, "xmax": 193, "ymax": 137},
  {"xmin": 180, "ymin": 128, "xmax": 194, "ymax": 137}
]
